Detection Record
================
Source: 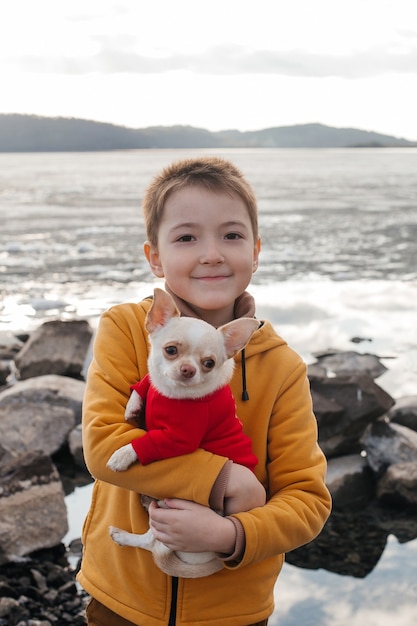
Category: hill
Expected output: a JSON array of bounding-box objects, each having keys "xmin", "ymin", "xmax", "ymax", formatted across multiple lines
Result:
[{"xmin": 0, "ymin": 114, "xmax": 415, "ymax": 151}]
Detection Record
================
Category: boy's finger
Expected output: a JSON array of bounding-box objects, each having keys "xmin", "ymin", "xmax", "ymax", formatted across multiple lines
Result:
[{"xmin": 163, "ymin": 498, "xmax": 195, "ymax": 510}]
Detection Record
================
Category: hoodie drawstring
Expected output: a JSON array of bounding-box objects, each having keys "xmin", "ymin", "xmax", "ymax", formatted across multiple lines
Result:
[{"xmin": 241, "ymin": 348, "xmax": 249, "ymax": 401}]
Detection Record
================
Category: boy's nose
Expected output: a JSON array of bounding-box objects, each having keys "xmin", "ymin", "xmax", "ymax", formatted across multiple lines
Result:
[{"xmin": 200, "ymin": 241, "xmax": 224, "ymax": 264}]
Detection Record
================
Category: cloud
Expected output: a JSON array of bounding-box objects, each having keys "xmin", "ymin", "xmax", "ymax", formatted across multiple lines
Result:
[{"xmin": 7, "ymin": 40, "xmax": 417, "ymax": 79}]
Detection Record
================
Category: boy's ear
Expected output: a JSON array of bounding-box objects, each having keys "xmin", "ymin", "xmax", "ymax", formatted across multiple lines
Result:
[
  {"xmin": 146, "ymin": 288, "xmax": 180, "ymax": 333},
  {"xmin": 252, "ymin": 236, "xmax": 261, "ymax": 273},
  {"xmin": 144, "ymin": 241, "xmax": 164, "ymax": 278}
]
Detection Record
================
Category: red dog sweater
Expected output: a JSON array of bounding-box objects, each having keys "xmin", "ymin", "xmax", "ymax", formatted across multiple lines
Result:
[{"xmin": 130, "ymin": 374, "xmax": 257, "ymax": 471}]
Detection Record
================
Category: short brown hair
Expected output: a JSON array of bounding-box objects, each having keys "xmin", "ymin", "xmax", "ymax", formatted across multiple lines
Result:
[{"xmin": 142, "ymin": 157, "xmax": 259, "ymax": 246}]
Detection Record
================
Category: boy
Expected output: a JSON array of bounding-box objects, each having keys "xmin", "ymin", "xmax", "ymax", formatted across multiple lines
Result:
[{"xmin": 78, "ymin": 157, "xmax": 331, "ymax": 625}]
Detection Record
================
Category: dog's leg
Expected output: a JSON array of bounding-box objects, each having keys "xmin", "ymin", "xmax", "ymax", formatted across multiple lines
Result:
[
  {"xmin": 109, "ymin": 526, "xmax": 157, "ymax": 550},
  {"xmin": 124, "ymin": 389, "xmax": 143, "ymax": 423},
  {"xmin": 107, "ymin": 443, "xmax": 137, "ymax": 471},
  {"xmin": 109, "ymin": 526, "xmax": 224, "ymax": 578}
]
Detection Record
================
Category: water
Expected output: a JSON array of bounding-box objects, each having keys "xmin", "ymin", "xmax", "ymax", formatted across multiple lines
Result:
[
  {"xmin": 1, "ymin": 149, "xmax": 416, "ymax": 297},
  {"xmin": 1, "ymin": 148, "xmax": 417, "ymax": 624}
]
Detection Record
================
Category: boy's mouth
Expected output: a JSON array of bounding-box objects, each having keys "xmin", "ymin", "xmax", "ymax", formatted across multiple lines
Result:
[{"xmin": 195, "ymin": 274, "xmax": 231, "ymax": 281}]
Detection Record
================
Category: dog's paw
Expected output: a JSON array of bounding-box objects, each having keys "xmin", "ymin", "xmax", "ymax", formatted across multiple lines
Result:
[
  {"xmin": 109, "ymin": 526, "xmax": 128, "ymax": 546},
  {"xmin": 107, "ymin": 444, "xmax": 137, "ymax": 471}
]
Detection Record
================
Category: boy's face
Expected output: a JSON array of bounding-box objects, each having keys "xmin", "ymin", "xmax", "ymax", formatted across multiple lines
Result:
[{"xmin": 144, "ymin": 186, "xmax": 260, "ymax": 326}]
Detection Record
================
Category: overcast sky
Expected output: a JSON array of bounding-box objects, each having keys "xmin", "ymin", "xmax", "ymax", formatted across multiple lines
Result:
[{"xmin": 2, "ymin": 0, "xmax": 417, "ymax": 140}]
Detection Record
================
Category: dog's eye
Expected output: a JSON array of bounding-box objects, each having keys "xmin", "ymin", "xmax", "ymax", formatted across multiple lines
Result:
[
  {"xmin": 164, "ymin": 345, "xmax": 178, "ymax": 357},
  {"xmin": 202, "ymin": 358, "xmax": 216, "ymax": 370}
]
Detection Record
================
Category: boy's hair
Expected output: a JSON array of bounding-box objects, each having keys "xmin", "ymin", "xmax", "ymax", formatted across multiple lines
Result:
[{"xmin": 142, "ymin": 157, "xmax": 259, "ymax": 246}]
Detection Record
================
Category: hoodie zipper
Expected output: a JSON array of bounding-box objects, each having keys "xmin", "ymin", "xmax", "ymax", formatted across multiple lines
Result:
[{"xmin": 168, "ymin": 577, "xmax": 178, "ymax": 625}]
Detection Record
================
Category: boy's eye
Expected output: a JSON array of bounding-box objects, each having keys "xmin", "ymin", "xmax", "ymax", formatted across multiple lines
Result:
[
  {"xmin": 177, "ymin": 234, "xmax": 195, "ymax": 242},
  {"xmin": 225, "ymin": 233, "xmax": 241, "ymax": 240},
  {"xmin": 164, "ymin": 345, "xmax": 178, "ymax": 357},
  {"xmin": 202, "ymin": 358, "xmax": 216, "ymax": 370}
]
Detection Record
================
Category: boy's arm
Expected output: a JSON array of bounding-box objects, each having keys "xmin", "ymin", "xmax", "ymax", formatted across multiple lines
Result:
[{"xmin": 223, "ymin": 361, "xmax": 331, "ymax": 569}]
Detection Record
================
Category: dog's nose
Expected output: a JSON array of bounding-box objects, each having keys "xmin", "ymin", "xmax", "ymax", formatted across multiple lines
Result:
[{"xmin": 180, "ymin": 364, "xmax": 196, "ymax": 379}]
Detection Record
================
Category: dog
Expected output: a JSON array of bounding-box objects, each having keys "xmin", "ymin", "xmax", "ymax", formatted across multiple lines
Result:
[{"xmin": 106, "ymin": 287, "xmax": 259, "ymax": 578}]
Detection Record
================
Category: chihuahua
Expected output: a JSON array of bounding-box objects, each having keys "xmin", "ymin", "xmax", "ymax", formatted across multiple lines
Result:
[{"xmin": 107, "ymin": 287, "xmax": 259, "ymax": 578}]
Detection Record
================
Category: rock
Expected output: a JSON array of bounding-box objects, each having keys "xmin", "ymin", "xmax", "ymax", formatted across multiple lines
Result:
[
  {"xmin": 311, "ymin": 374, "xmax": 395, "ymax": 458},
  {"xmin": 307, "ymin": 362, "xmax": 327, "ymax": 379},
  {"xmin": 0, "ymin": 375, "xmax": 85, "ymax": 458},
  {"xmin": 14, "ymin": 320, "xmax": 93, "ymax": 380},
  {"xmin": 0, "ymin": 452, "xmax": 68, "ymax": 562},
  {"xmin": 0, "ymin": 544, "xmax": 88, "ymax": 624},
  {"xmin": 0, "ymin": 360, "xmax": 11, "ymax": 387},
  {"xmin": 0, "ymin": 376, "xmax": 90, "ymax": 494},
  {"xmin": 287, "ymin": 499, "xmax": 417, "ymax": 578},
  {"xmin": 0, "ymin": 403, "xmax": 74, "ymax": 458},
  {"xmin": 350, "ymin": 337, "xmax": 372, "ymax": 344},
  {"xmin": 0, "ymin": 331, "xmax": 24, "ymax": 360},
  {"xmin": 368, "ymin": 505, "xmax": 417, "ymax": 543},
  {"xmin": 286, "ymin": 508, "xmax": 388, "ymax": 578},
  {"xmin": 0, "ymin": 443, "xmax": 17, "ymax": 468},
  {"xmin": 326, "ymin": 454, "xmax": 375, "ymax": 510},
  {"xmin": 376, "ymin": 461, "xmax": 417, "ymax": 507},
  {"xmin": 0, "ymin": 374, "xmax": 85, "ymax": 423},
  {"xmin": 68, "ymin": 424, "xmax": 85, "ymax": 469},
  {"xmin": 388, "ymin": 395, "xmax": 417, "ymax": 432},
  {"xmin": 361, "ymin": 420, "xmax": 417, "ymax": 474},
  {"xmin": 311, "ymin": 349, "xmax": 387, "ymax": 379}
]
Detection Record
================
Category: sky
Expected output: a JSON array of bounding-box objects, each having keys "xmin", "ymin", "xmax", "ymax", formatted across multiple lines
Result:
[{"xmin": 1, "ymin": 0, "xmax": 417, "ymax": 140}]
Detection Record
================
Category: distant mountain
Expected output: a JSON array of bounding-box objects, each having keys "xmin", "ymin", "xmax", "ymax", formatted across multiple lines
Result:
[
  {"xmin": 0, "ymin": 114, "xmax": 415, "ymax": 152},
  {"xmin": 216, "ymin": 125, "xmax": 417, "ymax": 148}
]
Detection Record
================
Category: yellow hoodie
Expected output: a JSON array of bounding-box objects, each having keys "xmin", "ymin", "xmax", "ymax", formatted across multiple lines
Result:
[{"xmin": 77, "ymin": 296, "xmax": 331, "ymax": 626}]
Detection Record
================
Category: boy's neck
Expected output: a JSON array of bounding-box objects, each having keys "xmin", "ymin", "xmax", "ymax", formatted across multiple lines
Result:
[{"xmin": 164, "ymin": 284, "xmax": 256, "ymax": 326}]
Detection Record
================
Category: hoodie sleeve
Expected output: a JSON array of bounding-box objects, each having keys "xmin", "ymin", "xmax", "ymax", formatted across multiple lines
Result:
[{"xmin": 224, "ymin": 327, "xmax": 331, "ymax": 568}]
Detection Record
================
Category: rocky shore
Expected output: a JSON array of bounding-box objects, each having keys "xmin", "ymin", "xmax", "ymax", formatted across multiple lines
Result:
[
  {"xmin": 0, "ymin": 319, "xmax": 416, "ymax": 624},
  {"xmin": 0, "ymin": 544, "xmax": 88, "ymax": 625}
]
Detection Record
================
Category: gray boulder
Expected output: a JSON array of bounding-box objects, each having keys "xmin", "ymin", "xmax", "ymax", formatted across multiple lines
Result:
[
  {"xmin": 326, "ymin": 454, "xmax": 375, "ymax": 510},
  {"xmin": 361, "ymin": 420, "xmax": 417, "ymax": 474},
  {"xmin": 0, "ymin": 331, "xmax": 24, "ymax": 360},
  {"xmin": 311, "ymin": 374, "xmax": 395, "ymax": 458},
  {"xmin": 0, "ymin": 451, "xmax": 68, "ymax": 563},
  {"xmin": 68, "ymin": 423, "xmax": 85, "ymax": 469},
  {"xmin": 388, "ymin": 395, "xmax": 417, "ymax": 432},
  {"xmin": 14, "ymin": 319, "xmax": 93, "ymax": 380},
  {"xmin": 0, "ymin": 360, "xmax": 11, "ymax": 386},
  {"xmin": 0, "ymin": 375, "xmax": 85, "ymax": 456},
  {"xmin": 376, "ymin": 461, "xmax": 417, "ymax": 507},
  {"xmin": 312, "ymin": 349, "xmax": 387, "ymax": 379},
  {"xmin": 0, "ymin": 373, "xmax": 85, "ymax": 420}
]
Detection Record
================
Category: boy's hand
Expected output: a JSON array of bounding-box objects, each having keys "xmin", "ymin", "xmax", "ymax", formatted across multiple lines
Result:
[
  {"xmin": 224, "ymin": 463, "xmax": 266, "ymax": 515},
  {"xmin": 148, "ymin": 499, "xmax": 237, "ymax": 555}
]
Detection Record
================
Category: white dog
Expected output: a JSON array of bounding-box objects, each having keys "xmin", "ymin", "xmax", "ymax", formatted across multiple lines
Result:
[{"xmin": 107, "ymin": 288, "xmax": 259, "ymax": 578}]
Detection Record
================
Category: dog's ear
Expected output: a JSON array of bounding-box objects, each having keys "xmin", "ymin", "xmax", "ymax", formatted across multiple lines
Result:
[
  {"xmin": 146, "ymin": 288, "xmax": 180, "ymax": 333},
  {"xmin": 218, "ymin": 318, "xmax": 259, "ymax": 358}
]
